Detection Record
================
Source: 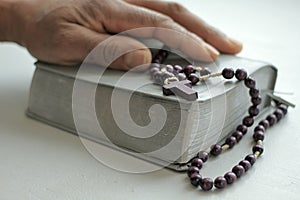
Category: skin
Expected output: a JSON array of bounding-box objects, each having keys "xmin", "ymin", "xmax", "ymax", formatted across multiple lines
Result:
[{"xmin": 0, "ymin": 0, "xmax": 242, "ymax": 70}]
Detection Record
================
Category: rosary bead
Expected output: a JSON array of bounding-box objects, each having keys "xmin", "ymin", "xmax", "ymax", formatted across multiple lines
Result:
[
  {"xmin": 237, "ymin": 124, "xmax": 248, "ymax": 135},
  {"xmin": 235, "ymin": 68, "xmax": 248, "ymax": 81},
  {"xmin": 259, "ymin": 120, "xmax": 270, "ymax": 129},
  {"xmin": 214, "ymin": 176, "xmax": 227, "ymax": 189},
  {"xmin": 232, "ymin": 131, "xmax": 243, "ymax": 142},
  {"xmin": 274, "ymin": 109, "xmax": 284, "ymax": 121},
  {"xmin": 224, "ymin": 172, "xmax": 237, "ymax": 184},
  {"xmin": 200, "ymin": 178, "xmax": 214, "ymax": 191},
  {"xmin": 222, "ymin": 68, "xmax": 235, "ymax": 79},
  {"xmin": 200, "ymin": 67, "xmax": 212, "ymax": 76},
  {"xmin": 188, "ymin": 73, "xmax": 200, "ymax": 85},
  {"xmin": 153, "ymin": 71, "xmax": 163, "ymax": 85},
  {"xmin": 152, "ymin": 58, "xmax": 161, "ymax": 64},
  {"xmin": 248, "ymin": 105, "xmax": 259, "ymax": 117},
  {"xmin": 187, "ymin": 166, "xmax": 200, "ymax": 178},
  {"xmin": 150, "ymin": 67, "xmax": 160, "ymax": 79},
  {"xmin": 252, "ymin": 144, "xmax": 264, "ymax": 155},
  {"xmin": 278, "ymin": 104, "xmax": 288, "ymax": 115},
  {"xmin": 225, "ymin": 136, "xmax": 237, "ymax": 148},
  {"xmin": 197, "ymin": 151, "xmax": 209, "ymax": 162},
  {"xmin": 244, "ymin": 77, "xmax": 256, "ymax": 89},
  {"xmin": 162, "ymin": 71, "xmax": 174, "ymax": 81},
  {"xmin": 210, "ymin": 144, "xmax": 222, "ymax": 156},
  {"xmin": 150, "ymin": 63, "xmax": 161, "ymax": 69},
  {"xmin": 173, "ymin": 65, "xmax": 183, "ymax": 74},
  {"xmin": 251, "ymin": 96, "xmax": 262, "ymax": 106},
  {"xmin": 166, "ymin": 65, "xmax": 174, "ymax": 73},
  {"xmin": 177, "ymin": 73, "xmax": 187, "ymax": 81},
  {"xmin": 243, "ymin": 116, "xmax": 254, "ymax": 127},
  {"xmin": 190, "ymin": 173, "xmax": 202, "ymax": 187},
  {"xmin": 158, "ymin": 49, "xmax": 169, "ymax": 58},
  {"xmin": 232, "ymin": 165, "xmax": 245, "ymax": 178},
  {"xmin": 245, "ymin": 154, "xmax": 256, "ymax": 166},
  {"xmin": 253, "ymin": 131, "xmax": 265, "ymax": 142},
  {"xmin": 239, "ymin": 160, "xmax": 252, "ymax": 172},
  {"xmin": 191, "ymin": 158, "xmax": 204, "ymax": 169},
  {"xmin": 249, "ymin": 88, "xmax": 260, "ymax": 98},
  {"xmin": 266, "ymin": 114, "xmax": 277, "ymax": 126},
  {"xmin": 183, "ymin": 65, "xmax": 195, "ymax": 76},
  {"xmin": 254, "ymin": 125, "xmax": 265, "ymax": 133}
]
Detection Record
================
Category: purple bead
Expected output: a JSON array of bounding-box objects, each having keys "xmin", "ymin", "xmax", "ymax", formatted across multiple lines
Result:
[
  {"xmin": 259, "ymin": 120, "xmax": 270, "ymax": 129},
  {"xmin": 251, "ymin": 96, "xmax": 262, "ymax": 106},
  {"xmin": 173, "ymin": 65, "xmax": 183, "ymax": 74},
  {"xmin": 214, "ymin": 176, "xmax": 227, "ymax": 189},
  {"xmin": 190, "ymin": 173, "xmax": 202, "ymax": 187},
  {"xmin": 245, "ymin": 154, "xmax": 256, "ymax": 166},
  {"xmin": 244, "ymin": 77, "xmax": 256, "ymax": 89},
  {"xmin": 252, "ymin": 144, "xmax": 264, "ymax": 154},
  {"xmin": 274, "ymin": 109, "xmax": 284, "ymax": 121},
  {"xmin": 200, "ymin": 67, "xmax": 211, "ymax": 76},
  {"xmin": 188, "ymin": 73, "xmax": 200, "ymax": 85},
  {"xmin": 253, "ymin": 131, "xmax": 264, "ymax": 142},
  {"xmin": 162, "ymin": 71, "xmax": 174, "ymax": 82},
  {"xmin": 243, "ymin": 116, "xmax": 254, "ymax": 127},
  {"xmin": 224, "ymin": 172, "xmax": 237, "ymax": 184},
  {"xmin": 235, "ymin": 68, "xmax": 248, "ymax": 81},
  {"xmin": 232, "ymin": 131, "xmax": 243, "ymax": 142},
  {"xmin": 187, "ymin": 166, "xmax": 200, "ymax": 177},
  {"xmin": 197, "ymin": 151, "xmax": 209, "ymax": 162},
  {"xmin": 158, "ymin": 49, "xmax": 169, "ymax": 58},
  {"xmin": 248, "ymin": 105, "xmax": 259, "ymax": 117},
  {"xmin": 150, "ymin": 67, "xmax": 160, "ymax": 79},
  {"xmin": 177, "ymin": 73, "xmax": 186, "ymax": 81},
  {"xmin": 266, "ymin": 114, "xmax": 277, "ymax": 126},
  {"xmin": 150, "ymin": 63, "xmax": 161, "ymax": 69},
  {"xmin": 200, "ymin": 178, "xmax": 213, "ymax": 191},
  {"xmin": 249, "ymin": 88, "xmax": 260, "ymax": 98},
  {"xmin": 210, "ymin": 144, "xmax": 222, "ymax": 156},
  {"xmin": 152, "ymin": 58, "xmax": 161, "ymax": 64},
  {"xmin": 254, "ymin": 125, "xmax": 265, "ymax": 133},
  {"xmin": 183, "ymin": 65, "xmax": 195, "ymax": 76},
  {"xmin": 237, "ymin": 124, "xmax": 248, "ymax": 135},
  {"xmin": 278, "ymin": 104, "xmax": 288, "ymax": 115},
  {"xmin": 165, "ymin": 65, "xmax": 174, "ymax": 73},
  {"xmin": 222, "ymin": 68, "xmax": 235, "ymax": 79},
  {"xmin": 191, "ymin": 158, "xmax": 203, "ymax": 169},
  {"xmin": 232, "ymin": 165, "xmax": 245, "ymax": 178},
  {"xmin": 225, "ymin": 136, "xmax": 237, "ymax": 148},
  {"xmin": 153, "ymin": 71, "xmax": 163, "ymax": 85},
  {"xmin": 239, "ymin": 160, "xmax": 252, "ymax": 172}
]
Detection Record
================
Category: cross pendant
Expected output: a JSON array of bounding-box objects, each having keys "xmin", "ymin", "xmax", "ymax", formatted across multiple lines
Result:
[{"xmin": 162, "ymin": 80, "xmax": 198, "ymax": 101}]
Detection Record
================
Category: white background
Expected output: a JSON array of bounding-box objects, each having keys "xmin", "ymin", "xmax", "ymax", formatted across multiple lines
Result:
[{"xmin": 0, "ymin": 0, "xmax": 300, "ymax": 199}]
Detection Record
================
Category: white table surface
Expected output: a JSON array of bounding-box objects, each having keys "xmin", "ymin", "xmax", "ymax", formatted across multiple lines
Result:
[{"xmin": 1, "ymin": 0, "xmax": 300, "ymax": 199}]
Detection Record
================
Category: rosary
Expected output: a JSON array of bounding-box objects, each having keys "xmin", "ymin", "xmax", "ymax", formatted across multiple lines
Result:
[{"xmin": 149, "ymin": 48, "xmax": 290, "ymax": 191}]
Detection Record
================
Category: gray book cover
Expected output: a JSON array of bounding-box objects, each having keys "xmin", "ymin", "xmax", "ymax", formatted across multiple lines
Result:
[{"xmin": 26, "ymin": 55, "xmax": 277, "ymax": 171}]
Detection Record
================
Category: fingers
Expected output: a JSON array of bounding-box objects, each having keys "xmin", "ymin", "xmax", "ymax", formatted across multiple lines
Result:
[
  {"xmin": 101, "ymin": 0, "xmax": 218, "ymax": 62},
  {"xmin": 125, "ymin": 0, "xmax": 243, "ymax": 54},
  {"xmin": 55, "ymin": 24, "xmax": 152, "ymax": 70}
]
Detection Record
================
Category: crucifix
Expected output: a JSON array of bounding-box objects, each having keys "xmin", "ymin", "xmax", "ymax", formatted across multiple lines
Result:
[{"xmin": 162, "ymin": 80, "xmax": 198, "ymax": 101}]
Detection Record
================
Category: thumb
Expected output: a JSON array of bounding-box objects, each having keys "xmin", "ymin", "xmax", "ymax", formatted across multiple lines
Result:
[{"xmin": 73, "ymin": 26, "xmax": 152, "ymax": 70}]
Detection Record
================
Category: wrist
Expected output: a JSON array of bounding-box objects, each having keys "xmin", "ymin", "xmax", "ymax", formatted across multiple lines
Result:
[{"xmin": 0, "ymin": 0, "xmax": 35, "ymax": 45}]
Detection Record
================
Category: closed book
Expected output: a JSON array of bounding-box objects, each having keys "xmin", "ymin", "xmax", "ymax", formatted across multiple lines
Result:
[{"xmin": 26, "ymin": 55, "xmax": 277, "ymax": 171}]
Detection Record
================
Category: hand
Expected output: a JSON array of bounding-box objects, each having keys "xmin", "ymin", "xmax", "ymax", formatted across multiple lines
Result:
[{"xmin": 2, "ymin": 0, "xmax": 242, "ymax": 70}]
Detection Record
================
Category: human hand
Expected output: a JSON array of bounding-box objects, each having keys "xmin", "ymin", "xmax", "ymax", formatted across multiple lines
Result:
[{"xmin": 2, "ymin": 0, "xmax": 242, "ymax": 70}]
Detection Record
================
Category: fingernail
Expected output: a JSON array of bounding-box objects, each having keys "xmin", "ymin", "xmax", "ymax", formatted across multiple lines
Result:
[
  {"xmin": 228, "ymin": 37, "xmax": 243, "ymax": 46},
  {"xmin": 124, "ymin": 49, "xmax": 151, "ymax": 70}
]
